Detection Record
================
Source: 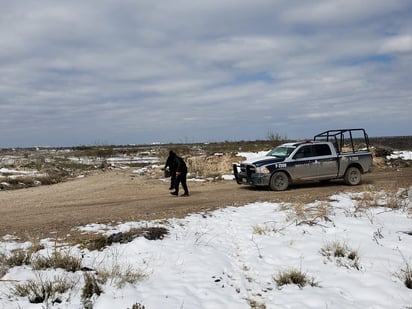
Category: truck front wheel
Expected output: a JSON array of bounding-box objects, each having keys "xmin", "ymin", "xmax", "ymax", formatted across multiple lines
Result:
[
  {"xmin": 269, "ymin": 172, "xmax": 289, "ymax": 191},
  {"xmin": 344, "ymin": 166, "xmax": 361, "ymax": 186}
]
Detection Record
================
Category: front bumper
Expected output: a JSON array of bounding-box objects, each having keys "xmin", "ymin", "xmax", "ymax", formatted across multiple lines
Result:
[{"xmin": 233, "ymin": 164, "xmax": 270, "ymax": 186}]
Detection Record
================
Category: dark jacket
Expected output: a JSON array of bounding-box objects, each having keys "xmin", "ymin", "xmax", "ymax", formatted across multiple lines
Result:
[{"xmin": 175, "ymin": 155, "xmax": 187, "ymax": 173}]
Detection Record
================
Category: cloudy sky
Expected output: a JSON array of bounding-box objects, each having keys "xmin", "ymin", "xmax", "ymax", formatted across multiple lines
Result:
[{"xmin": 1, "ymin": 1, "xmax": 411, "ymax": 147}]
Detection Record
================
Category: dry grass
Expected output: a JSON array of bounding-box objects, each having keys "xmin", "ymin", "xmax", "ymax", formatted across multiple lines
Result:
[
  {"xmin": 320, "ymin": 241, "xmax": 360, "ymax": 270},
  {"xmin": 384, "ymin": 187, "xmax": 409, "ymax": 210},
  {"xmin": 97, "ymin": 262, "xmax": 147, "ymax": 288},
  {"xmin": 252, "ymin": 222, "xmax": 285, "ymax": 235},
  {"xmin": 273, "ymin": 268, "xmax": 319, "ymax": 289},
  {"xmin": 82, "ymin": 227, "xmax": 169, "ymax": 251},
  {"xmin": 0, "ymin": 174, "xmax": 66, "ymax": 190},
  {"xmin": 397, "ymin": 252, "xmax": 412, "ymax": 289},
  {"xmin": 351, "ymin": 186, "xmax": 410, "ymax": 215},
  {"xmin": 403, "ymin": 267, "xmax": 412, "ymax": 289},
  {"xmin": 0, "ymin": 249, "xmax": 30, "ymax": 268},
  {"xmin": 11, "ymin": 272, "xmax": 74, "ymax": 304},
  {"xmin": 0, "ymin": 240, "xmax": 45, "ymax": 273},
  {"xmin": 353, "ymin": 188, "xmax": 380, "ymax": 213},
  {"xmin": 31, "ymin": 249, "xmax": 82, "ymax": 272},
  {"xmin": 186, "ymin": 153, "xmax": 242, "ymax": 178},
  {"xmin": 281, "ymin": 201, "xmax": 332, "ymax": 226},
  {"xmin": 81, "ymin": 272, "xmax": 103, "ymax": 304},
  {"xmin": 252, "ymin": 225, "xmax": 268, "ymax": 235}
]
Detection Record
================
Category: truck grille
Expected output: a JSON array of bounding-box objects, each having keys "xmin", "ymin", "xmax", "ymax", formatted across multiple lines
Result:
[{"xmin": 240, "ymin": 164, "xmax": 255, "ymax": 178}]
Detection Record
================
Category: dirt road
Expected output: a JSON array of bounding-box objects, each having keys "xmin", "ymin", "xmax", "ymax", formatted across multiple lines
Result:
[{"xmin": 0, "ymin": 167, "xmax": 411, "ymax": 241}]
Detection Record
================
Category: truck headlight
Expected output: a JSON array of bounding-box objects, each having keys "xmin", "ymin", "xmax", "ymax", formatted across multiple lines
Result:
[{"xmin": 256, "ymin": 166, "xmax": 270, "ymax": 174}]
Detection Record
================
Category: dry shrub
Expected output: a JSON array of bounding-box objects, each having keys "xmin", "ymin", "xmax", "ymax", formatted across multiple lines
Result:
[
  {"xmin": 384, "ymin": 186, "xmax": 409, "ymax": 210},
  {"xmin": 0, "ymin": 239, "xmax": 44, "ymax": 268},
  {"xmin": 1, "ymin": 173, "xmax": 65, "ymax": 189},
  {"xmin": 403, "ymin": 267, "xmax": 412, "ymax": 289},
  {"xmin": 252, "ymin": 222, "xmax": 284, "ymax": 235},
  {"xmin": 12, "ymin": 273, "xmax": 74, "ymax": 304},
  {"xmin": 1, "ymin": 249, "xmax": 31, "ymax": 267},
  {"xmin": 353, "ymin": 190, "xmax": 380, "ymax": 212},
  {"xmin": 83, "ymin": 227, "xmax": 169, "ymax": 251},
  {"xmin": 31, "ymin": 249, "xmax": 82, "ymax": 272},
  {"xmin": 397, "ymin": 256, "xmax": 412, "ymax": 289},
  {"xmin": 0, "ymin": 240, "xmax": 45, "ymax": 276},
  {"xmin": 186, "ymin": 153, "xmax": 243, "ymax": 178},
  {"xmin": 97, "ymin": 262, "xmax": 146, "ymax": 288},
  {"xmin": 3, "ymin": 176, "xmax": 34, "ymax": 189},
  {"xmin": 320, "ymin": 241, "xmax": 360, "ymax": 270},
  {"xmin": 36, "ymin": 174, "xmax": 64, "ymax": 185},
  {"xmin": 353, "ymin": 186, "xmax": 409, "ymax": 213},
  {"xmin": 273, "ymin": 268, "xmax": 319, "ymax": 289},
  {"xmin": 252, "ymin": 225, "xmax": 267, "ymax": 235},
  {"xmin": 27, "ymin": 239, "xmax": 46, "ymax": 254},
  {"xmin": 282, "ymin": 201, "xmax": 331, "ymax": 226},
  {"xmin": 82, "ymin": 272, "xmax": 103, "ymax": 304}
]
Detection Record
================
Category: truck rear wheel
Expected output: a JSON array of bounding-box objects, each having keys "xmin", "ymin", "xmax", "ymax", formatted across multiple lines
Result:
[
  {"xmin": 344, "ymin": 166, "xmax": 361, "ymax": 186},
  {"xmin": 269, "ymin": 172, "xmax": 289, "ymax": 191}
]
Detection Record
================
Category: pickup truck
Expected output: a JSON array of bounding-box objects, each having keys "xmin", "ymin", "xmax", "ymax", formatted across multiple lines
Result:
[{"xmin": 233, "ymin": 129, "xmax": 373, "ymax": 191}]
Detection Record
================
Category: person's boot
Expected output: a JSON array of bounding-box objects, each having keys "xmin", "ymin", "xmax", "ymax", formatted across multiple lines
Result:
[
  {"xmin": 170, "ymin": 191, "xmax": 178, "ymax": 196},
  {"xmin": 182, "ymin": 192, "xmax": 189, "ymax": 197}
]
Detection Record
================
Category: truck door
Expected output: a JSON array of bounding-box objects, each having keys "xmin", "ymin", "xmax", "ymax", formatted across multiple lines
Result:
[
  {"xmin": 312, "ymin": 144, "xmax": 338, "ymax": 178},
  {"xmin": 291, "ymin": 145, "xmax": 318, "ymax": 180}
]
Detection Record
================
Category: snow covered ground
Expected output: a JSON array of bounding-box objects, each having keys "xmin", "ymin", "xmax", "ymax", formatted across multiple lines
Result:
[
  {"xmin": 387, "ymin": 151, "xmax": 412, "ymax": 161},
  {"xmin": 0, "ymin": 151, "xmax": 411, "ymax": 308}
]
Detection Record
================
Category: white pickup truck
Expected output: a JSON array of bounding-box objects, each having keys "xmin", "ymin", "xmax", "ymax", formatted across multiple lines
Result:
[{"xmin": 233, "ymin": 129, "xmax": 373, "ymax": 191}]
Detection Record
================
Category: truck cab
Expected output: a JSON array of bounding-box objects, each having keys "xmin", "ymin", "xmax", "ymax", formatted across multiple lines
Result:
[{"xmin": 233, "ymin": 129, "xmax": 373, "ymax": 191}]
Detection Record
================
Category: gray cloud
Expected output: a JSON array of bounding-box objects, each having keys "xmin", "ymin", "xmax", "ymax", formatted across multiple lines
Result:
[{"xmin": 0, "ymin": 0, "xmax": 411, "ymax": 147}]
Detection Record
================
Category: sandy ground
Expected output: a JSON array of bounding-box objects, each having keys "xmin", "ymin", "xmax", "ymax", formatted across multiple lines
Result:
[{"xmin": 0, "ymin": 167, "xmax": 411, "ymax": 241}]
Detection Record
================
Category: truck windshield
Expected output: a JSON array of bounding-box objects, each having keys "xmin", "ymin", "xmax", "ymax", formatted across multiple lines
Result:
[{"xmin": 266, "ymin": 146, "xmax": 295, "ymax": 158}]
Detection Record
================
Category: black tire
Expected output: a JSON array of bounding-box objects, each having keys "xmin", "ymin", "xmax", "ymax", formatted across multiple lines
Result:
[
  {"xmin": 269, "ymin": 172, "xmax": 289, "ymax": 191},
  {"xmin": 344, "ymin": 166, "xmax": 362, "ymax": 186}
]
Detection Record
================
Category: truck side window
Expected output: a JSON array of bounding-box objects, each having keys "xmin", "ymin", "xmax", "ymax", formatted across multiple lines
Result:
[
  {"xmin": 294, "ymin": 145, "xmax": 313, "ymax": 159},
  {"xmin": 313, "ymin": 144, "xmax": 332, "ymax": 156}
]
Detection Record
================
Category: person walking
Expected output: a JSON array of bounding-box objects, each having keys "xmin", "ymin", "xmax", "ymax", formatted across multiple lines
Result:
[
  {"xmin": 169, "ymin": 151, "xmax": 189, "ymax": 197},
  {"xmin": 164, "ymin": 150, "xmax": 177, "ymax": 190}
]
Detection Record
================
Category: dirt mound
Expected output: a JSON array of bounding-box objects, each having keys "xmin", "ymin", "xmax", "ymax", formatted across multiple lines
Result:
[{"xmin": 186, "ymin": 153, "xmax": 245, "ymax": 178}]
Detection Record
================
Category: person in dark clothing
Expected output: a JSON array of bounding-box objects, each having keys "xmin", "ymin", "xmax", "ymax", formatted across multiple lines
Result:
[
  {"xmin": 169, "ymin": 152, "xmax": 189, "ymax": 197},
  {"xmin": 164, "ymin": 150, "xmax": 177, "ymax": 190}
]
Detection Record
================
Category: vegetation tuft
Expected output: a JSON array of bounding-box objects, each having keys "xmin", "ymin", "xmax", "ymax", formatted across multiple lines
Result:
[
  {"xmin": 83, "ymin": 227, "xmax": 169, "ymax": 251},
  {"xmin": 31, "ymin": 249, "xmax": 82, "ymax": 272},
  {"xmin": 404, "ymin": 268, "xmax": 412, "ymax": 289},
  {"xmin": 281, "ymin": 201, "xmax": 332, "ymax": 226},
  {"xmin": 320, "ymin": 241, "xmax": 360, "ymax": 270},
  {"xmin": 0, "ymin": 241, "xmax": 45, "ymax": 275},
  {"xmin": 398, "ymin": 259, "xmax": 412, "ymax": 289},
  {"xmin": 81, "ymin": 272, "xmax": 103, "ymax": 305},
  {"xmin": 273, "ymin": 268, "xmax": 319, "ymax": 289},
  {"xmin": 12, "ymin": 273, "xmax": 74, "ymax": 304},
  {"xmin": 97, "ymin": 263, "xmax": 147, "ymax": 288}
]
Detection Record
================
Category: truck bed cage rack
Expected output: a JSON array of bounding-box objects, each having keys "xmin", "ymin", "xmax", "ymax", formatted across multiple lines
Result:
[{"xmin": 313, "ymin": 128, "xmax": 370, "ymax": 154}]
